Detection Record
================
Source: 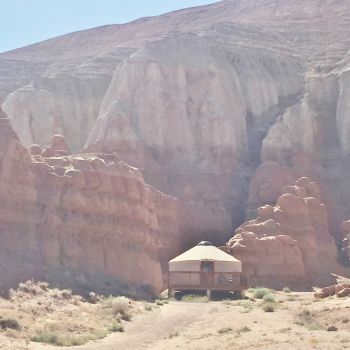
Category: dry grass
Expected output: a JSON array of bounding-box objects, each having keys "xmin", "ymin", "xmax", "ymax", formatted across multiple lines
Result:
[
  {"xmin": 262, "ymin": 293, "xmax": 276, "ymax": 303},
  {"xmin": 262, "ymin": 302, "xmax": 276, "ymax": 312},
  {"xmin": 248, "ymin": 287, "xmax": 272, "ymax": 299},
  {"xmin": 295, "ymin": 309, "xmax": 322, "ymax": 330},
  {"xmin": 218, "ymin": 326, "xmax": 233, "ymax": 334},
  {"xmin": 0, "ymin": 280, "xmax": 139, "ymax": 347}
]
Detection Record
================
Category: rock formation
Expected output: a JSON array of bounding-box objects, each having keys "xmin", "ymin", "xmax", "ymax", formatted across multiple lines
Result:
[
  {"xmin": 314, "ymin": 283, "xmax": 350, "ymax": 299},
  {"xmin": 0, "ymin": 109, "xmax": 185, "ymax": 295},
  {"xmin": 1, "ymin": 0, "xmax": 350, "ymax": 290},
  {"xmin": 340, "ymin": 220, "xmax": 350, "ymax": 261},
  {"xmin": 225, "ymin": 177, "xmax": 349, "ymax": 288},
  {"xmin": 3, "ymin": 0, "xmax": 350, "ymax": 241}
]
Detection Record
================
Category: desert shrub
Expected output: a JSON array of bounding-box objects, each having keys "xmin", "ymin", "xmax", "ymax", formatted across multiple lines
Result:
[
  {"xmin": 218, "ymin": 327, "xmax": 233, "ymax": 334},
  {"xmin": 282, "ymin": 287, "xmax": 291, "ymax": 293},
  {"xmin": 17, "ymin": 280, "xmax": 46, "ymax": 296},
  {"xmin": 108, "ymin": 322, "xmax": 124, "ymax": 333},
  {"xmin": 236, "ymin": 326, "xmax": 251, "ymax": 335},
  {"xmin": 87, "ymin": 291, "xmax": 101, "ymax": 304},
  {"xmin": 278, "ymin": 327, "xmax": 291, "ymax": 333},
  {"xmin": 32, "ymin": 329, "xmax": 107, "ymax": 346},
  {"xmin": 0, "ymin": 318, "xmax": 20, "ymax": 330},
  {"xmin": 109, "ymin": 296, "xmax": 131, "ymax": 318},
  {"xmin": 144, "ymin": 304, "xmax": 153, "ymax": 311},
  {"xmin": 121, "ymin": 312, "xmax": 132, "ymax": 321},
  {"xmin": 252, "ymin": 288, "xmax": 271, "ymax": 299},
  {"xmin": 168, "ymin": 331, "xmax": 179, "ymax": 338},
  {"xmin": 31, "ymin": 332, "xmax": 59, "ymax": 345},
  {"xmin": 262, "ymin": 293, "xmax": 276, "ymax": 303},
  {"xmin": 103, "ymin": 296, "xmax": 132, "ymax": 320},
  {"xmin": 239, "ymin": 300, "xmax": 254, "ymax": 313},
  {"xmin": 295, "ymin": 309, "xmax": 322, "ymax": 330},
  {"xmin": 60, "ymin": 289, "xmax": 73, "ymax": 300},
  {"xmin": 262, "ymin": 302, "xmax": 276, "ymax": 312},
  {"xmin": 38, "ymin": 282, "xmax": 49, "ymax": 291}
]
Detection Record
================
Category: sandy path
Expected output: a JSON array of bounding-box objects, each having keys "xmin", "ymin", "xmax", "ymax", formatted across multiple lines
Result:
[
  {"xmin": 28, "ymin": 302, "xmax": 207, "ymax": 350},
  {"xmin": 22, "ymin": 293, "xmax": 350, "ymax": 350}
]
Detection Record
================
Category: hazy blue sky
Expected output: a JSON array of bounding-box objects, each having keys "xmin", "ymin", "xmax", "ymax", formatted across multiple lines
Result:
[{"xmin": 0, "ymin": 0, "xmax": 218, "ymax": 53}]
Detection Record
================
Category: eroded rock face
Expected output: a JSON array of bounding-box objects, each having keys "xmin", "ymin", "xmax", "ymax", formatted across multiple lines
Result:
[
  {"xmin": 2, "ymin": 0, "xmax": 350, "ymax": 289},
  {"xmin": 0, "ymin": 111, "xmax": 184, "ymax": 295},
  {"xmin": 256, "ymin": 73, "xmax": 350, "ymax": 229},
  {"xmin": 3, "ymin": 0, "xmax": 350, "ymax": 243},
  {"xmin": 85, "ymin": 26, "xmax": 304, "ymax": 232},
  {"xmin": 340, "ymin": 220, "xmax": 350, "ymax": 261},
  {"xmin": 224, "ymin": 232, "xmax": 305, "ymax": 288},
  {"xmin": 225, "ymin": 177, "xmax": 349, "ymax": 288}
]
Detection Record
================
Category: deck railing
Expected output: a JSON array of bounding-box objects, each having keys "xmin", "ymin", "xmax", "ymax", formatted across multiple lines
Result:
[{"xmin": 169, "ymin": 271, "xmax": 248, "ymax": 291}]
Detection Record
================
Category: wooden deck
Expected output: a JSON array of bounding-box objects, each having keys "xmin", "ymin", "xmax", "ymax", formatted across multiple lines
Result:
[{"xmin": 168, "ymin": 271, "xmax": 248, "ymax": 291}]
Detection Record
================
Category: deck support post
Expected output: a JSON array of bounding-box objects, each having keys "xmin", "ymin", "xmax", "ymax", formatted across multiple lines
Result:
[{"xmin": 206, "ymin": 289, "xmax": 211, "ymax": 300}]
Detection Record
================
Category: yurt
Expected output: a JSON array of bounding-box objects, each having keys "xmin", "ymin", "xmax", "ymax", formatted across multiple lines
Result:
[{"xmin": 168, "ymin": 241, "xmax": 247, "ymax": 298}]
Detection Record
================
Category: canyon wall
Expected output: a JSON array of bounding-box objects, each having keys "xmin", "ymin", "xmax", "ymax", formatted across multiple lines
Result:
[
  {"xmin": 1, "ymin": 0, "xmax": 350, "ymax": 290},
  {"xmin": 4, "ymin": 0, "xmax": 350, "ymax": 236},
  {"xmin": 0, "ymin": 110, "xmax": 185, "ymax": 295}
]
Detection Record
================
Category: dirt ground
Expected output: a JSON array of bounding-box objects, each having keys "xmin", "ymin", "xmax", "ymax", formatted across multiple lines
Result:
[{"xmin": 2, "ymin": 287, "xmax": 349, "ymax": 350}]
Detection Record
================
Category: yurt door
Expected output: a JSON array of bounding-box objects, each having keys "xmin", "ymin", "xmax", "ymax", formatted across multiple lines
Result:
[{"xmin": 200, "ymin": 261, "xmax": 214, "ymax": 288}]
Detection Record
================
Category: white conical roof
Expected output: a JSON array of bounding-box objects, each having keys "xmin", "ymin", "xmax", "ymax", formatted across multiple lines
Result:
[{"xmin": 170, "ymin": 243, "xmax": 240, "ymax": 263}]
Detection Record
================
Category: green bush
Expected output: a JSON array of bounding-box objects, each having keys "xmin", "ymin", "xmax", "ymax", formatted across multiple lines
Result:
[
  {"xmin": 252, "ymin": 288, "xmax": 271, "ymax": 299},
  {"xmin": 262, "ymin": 293, "xmax": 276, "ymax": 303}
]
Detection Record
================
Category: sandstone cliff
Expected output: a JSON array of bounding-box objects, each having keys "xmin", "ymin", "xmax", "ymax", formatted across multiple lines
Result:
[
  {"xmin": 3, "ymin": 0, "xmax": 350, "ymax": 237},
  {"xmin": 225, "ymin": 177, "xmax": 349, "ymax": 288},
  {"xmin": 0, "ymin": 110, "xmax": 184, "ymax": 295},
  {"xmin": 1, "ymin": 0, "xmax": 350, "ymax": 290}
]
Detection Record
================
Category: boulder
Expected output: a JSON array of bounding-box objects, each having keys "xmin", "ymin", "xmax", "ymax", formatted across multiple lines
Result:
[{"xmin": 336, "ymin": 288, "xmax": 350, "ymax": 298}]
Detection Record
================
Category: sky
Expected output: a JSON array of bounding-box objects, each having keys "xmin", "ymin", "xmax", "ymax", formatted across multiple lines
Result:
[{"xmin": 0, "ymin": 0, "xmax": 218, "ymax": 53}]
